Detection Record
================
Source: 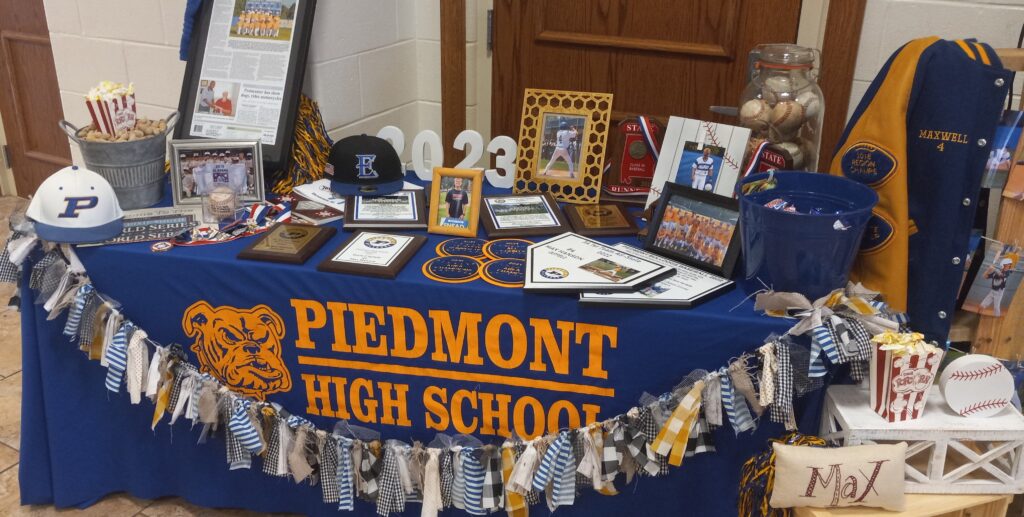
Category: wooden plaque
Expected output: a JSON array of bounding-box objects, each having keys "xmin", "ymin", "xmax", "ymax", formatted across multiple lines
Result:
[
  {"xmin": 316, "ymin": 231, "xmax": 426, "ymax": 279},
  {"xmin": 237, "ymin": 223, "xmax": 336, "ymax": 264},
  {"xmin": 564, "ymin": 202, "xmax": 639, "ymax": 237}
]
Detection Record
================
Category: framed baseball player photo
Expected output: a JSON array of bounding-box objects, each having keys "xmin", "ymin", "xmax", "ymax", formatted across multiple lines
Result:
[
  {"xmin": 645, "ymin": 181, "xmax": 741, "ymax": 278},
  {"xmin": 170, "ymin": 139, "xmax": 265, "ymax": 208},
  {"xmin": 428, "ymin": 167, "xmax": 483, "ymax": 237},
  {"xmin": 513, "ymin": 88, "xmax": 613, "ymax": 204}
]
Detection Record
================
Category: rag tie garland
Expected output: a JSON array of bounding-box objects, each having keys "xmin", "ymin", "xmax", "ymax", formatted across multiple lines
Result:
[{"xmin": 2, "ymin": 227, "xmax": 909, "ymax": 516}]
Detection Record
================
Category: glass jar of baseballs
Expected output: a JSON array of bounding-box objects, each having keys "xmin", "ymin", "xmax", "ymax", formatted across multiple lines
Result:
[{"xmin": 739, "ymin": 43, "xmax": 824, "ymax": 171}]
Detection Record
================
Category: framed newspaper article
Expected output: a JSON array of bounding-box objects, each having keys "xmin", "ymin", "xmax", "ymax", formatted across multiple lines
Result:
[{"xmin": 176, "ymin": 0, "xmax": 316, "ymax": 171}]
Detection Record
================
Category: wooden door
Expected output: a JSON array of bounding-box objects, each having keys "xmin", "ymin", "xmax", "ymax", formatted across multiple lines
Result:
[
  {"xmin": 493, "ymin": 0, "xmax": 811, "ymax": 148},
  {"xmin": 0, "ymin": 0, "xmax": 71, "ymax": 195}
]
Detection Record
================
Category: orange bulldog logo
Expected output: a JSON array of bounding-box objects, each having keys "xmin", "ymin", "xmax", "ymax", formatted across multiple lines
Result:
[{"xmin": 182, "ymin": 301, "xmax": 292, "ymax": 400}]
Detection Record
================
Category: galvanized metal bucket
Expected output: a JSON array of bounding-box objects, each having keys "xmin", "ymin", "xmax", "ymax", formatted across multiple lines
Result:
[{"xmin": 59, "ymin": 111, "xmax": 179, "ymax": 210}]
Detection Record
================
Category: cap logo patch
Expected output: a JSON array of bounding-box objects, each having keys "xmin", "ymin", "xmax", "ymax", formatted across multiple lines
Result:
[
  {"xmin": 58, "ymin": 196, "xmax": 99, "ymax": 218},
  {"xmin": 355, "ymin": 154, "xmax": 378, "ymax": 179}
]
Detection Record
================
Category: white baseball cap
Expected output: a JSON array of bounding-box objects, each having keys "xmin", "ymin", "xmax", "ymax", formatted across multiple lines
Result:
[
  {"xmin": 1000, "ymin": 258, "xmax": 1013, "ymax": 267},
  {"xmin": 26, "ymin": 166, "xmax": 124, "ymax": 243}
]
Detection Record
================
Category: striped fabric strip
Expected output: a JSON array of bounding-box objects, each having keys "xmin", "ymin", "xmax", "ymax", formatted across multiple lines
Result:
[
  {"xmin": 808, "ymin": 324, "xmax": 833, "ymax": 377},
  {"xmin": 336, "ymin": 436, "xmax": 355, "ymax": 511},
  {"xmin": 451, "ymin": 448, "xmax": 466, "ymax": 510},
  {"xmin": 460, "ymin": 448, "xmax": 487, "ymax": 516},
  {"xmin": 229, "ymin": 401, "xmax": 265, "ymax": 455},
  {"xmin": 721, "ymin": 371, "xmax": 755, "ymax": 435},
  {"xmin": 63, "ymin": 284, "xmax": 94, "ymax": 338},
  {"xmin": 651, "ymin": 381, "xmax": 704, "ymax": 466},
  {"xmin": 551, "ymin": 432, "xmax": 576, "ymax": 509},
  {"xmin": 103, "ymin": 321, "xmax": 131, "ymax": 392}
]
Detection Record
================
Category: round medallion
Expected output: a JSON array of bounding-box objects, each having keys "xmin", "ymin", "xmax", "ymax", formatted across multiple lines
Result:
[
  {"xmin": 481, "ymin": 258, "xmax": 526, "ymax": 288},
  {"xmin": 436, "ymin": 238, "xmax": 488, "ymax": 259},
  {"xmin": 482, "ymin": 238, "xmax": 533, "ymax": 260},
  {"xmin": 422, "ymin": 255, "xmax": 483, "ymax": 283}
]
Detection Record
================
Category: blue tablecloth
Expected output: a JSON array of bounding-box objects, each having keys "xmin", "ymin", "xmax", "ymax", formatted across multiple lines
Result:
[{"xmin": 19, "ymin": 185, "xmax": 826, "ymax": 516}]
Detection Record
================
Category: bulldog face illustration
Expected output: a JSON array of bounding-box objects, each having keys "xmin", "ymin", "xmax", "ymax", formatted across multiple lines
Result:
[{"xmin": 182, "ymin": 301, "xmax": 291, "ymax": 400}]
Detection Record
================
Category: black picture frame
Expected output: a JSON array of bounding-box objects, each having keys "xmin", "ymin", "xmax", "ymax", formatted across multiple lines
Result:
[
  {"xmin": 480, "ymin": 192, "xmax": 569, "ymax": 238},
  {"xmin": 343, "ymin": 190, "xmax": 428, "ymax": 231},
  {"xmin": 175, "ymin": 0, "xmax": 317, "ymax": 172},
  {"xmin": 238, "ymin": 223, "xmax": 336, "ymax": 264},
  {"xmin": 644, "ymin": 182, "xmax": 741, "ymax": 278}
]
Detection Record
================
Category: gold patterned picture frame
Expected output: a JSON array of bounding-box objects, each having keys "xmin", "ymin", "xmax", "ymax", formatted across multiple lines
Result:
[{"xmin": 513, "ymin": 88, "xmax": 613, "ymax": 204}]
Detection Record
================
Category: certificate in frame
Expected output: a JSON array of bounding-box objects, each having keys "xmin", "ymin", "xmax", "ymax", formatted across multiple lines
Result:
[
  {"xmin": 237, "ymin": 223, "xmax": 335, "ymax": 264},
  {"xmin": 317, "ymin": 231, "xmax": 426, "ymax": 279},
  {"xmin": 427, "ymin": 167, "xmax": 483, "ymax": 237},
  {"xmin": 343, "ymin": 190, "xmax": 428, "ymax": 231},
  {"xmin": 525, "ymin": 233, "xmax": 674, "ymax": 293},
  {"xmin": 480, "ymin": 193, "xmax": 569, "ymax": 238},
  {"xmin": 564, "ymin": 202, "xmax": 639, "ymax": 237}
]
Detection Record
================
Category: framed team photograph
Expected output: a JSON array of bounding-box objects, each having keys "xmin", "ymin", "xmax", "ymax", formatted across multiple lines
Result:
[
  {"xmin": 513, "ymin": 88, "xmax": 613, "ymax": 204},
  {"xmin": 480, "ymin": 193, "xmax": 569, "ymax": 238},
  {"xmin": 645, "ymin": 182, "xmax": 741, "ymax": 278},
  {"xmin": 170, "ymin": 139, "xmax": 265, "ymax": 207},
  {"xmin": 428, "ymin": 167, "xmax": 483, "ymax": 237}
]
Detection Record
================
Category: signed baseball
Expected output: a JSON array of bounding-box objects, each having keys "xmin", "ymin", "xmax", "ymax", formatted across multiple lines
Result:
[
  {"xmin": 770, "ymin": 101, "xmax": 805, "ymax": 133},
  {"xmin": 939, "ymin": 354, "xmax": 1014, "ymax": 418},
  {"xmin": 739, "ymin": 99, "xmax": 771, "ymax": 131},
  {"xmin": 795, "ymin": 90, "xmax": 821, "ymax": 119}
]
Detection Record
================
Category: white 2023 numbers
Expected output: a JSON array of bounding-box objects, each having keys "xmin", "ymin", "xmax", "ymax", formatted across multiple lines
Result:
[{"xmin": 376, "ymin": 127, "xmax": 516, "ymax": 187}]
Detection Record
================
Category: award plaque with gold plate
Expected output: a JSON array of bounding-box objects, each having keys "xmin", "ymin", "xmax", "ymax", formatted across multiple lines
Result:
[
  {"xmin": 237, "ymin": 223, "xmax": 336, "ymax": 264},
  {"xmin": 564, "ymin": 202, "xmax": 639, "ymax": 237}
]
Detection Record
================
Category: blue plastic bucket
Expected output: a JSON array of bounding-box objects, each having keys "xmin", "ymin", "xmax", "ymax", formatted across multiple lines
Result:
[{"xmin": 738, "ymin": 171, "xmax": 878, "ymax": 300}]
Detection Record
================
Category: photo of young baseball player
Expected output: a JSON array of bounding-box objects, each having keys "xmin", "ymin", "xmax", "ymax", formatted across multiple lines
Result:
[
  {"xmin": 230, "ymin": 0, "xmax": 297, "ymax": 43},
  {"xmin": 982, "ymin": 109, "xmax": 1023, "ymax": 189},
  {"xmin": 652, "ymin": 193, "xmax": 738, "ymax": 268},
  {"xmin": 176, "ymin": 148, "xmax": 254, "ymax": 199},
  {"xmin": 962, "ymin": 241, "xmax": 1022, "ymax": 318},
  {"xmin": 675, "ymin": 142, "xmax": 725, "ymax": 192},
  {"xmin": 193, "ymin": 80, "xmax": 241, "ymax": 119},
  {"xmin": 437, "ymin": 176, "xmax": 473, "ymax": 229},
  {"xmin": 537, "ymin": 114, "xmax": 586, "ymax": 181}
]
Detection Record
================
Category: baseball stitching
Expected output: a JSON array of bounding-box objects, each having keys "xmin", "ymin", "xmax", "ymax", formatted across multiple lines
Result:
[
  {"xmin": 702, "ymin": 121, "xmax": 740, "ymax": 171},
  {"xmin": 958, "ymin": 399, "xmax": 1009, "ymax": 416},
  {"xmin": 949, "ymin": 363, "xmax": 1004, "ymax": 381}
]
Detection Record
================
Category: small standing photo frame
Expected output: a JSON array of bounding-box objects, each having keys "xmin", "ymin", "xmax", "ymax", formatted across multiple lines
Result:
[
  {"xmin": 317, "ymin": 231, "xmax": 426, "ymax": 279},
  {"xmin": 564, "ymin": 203, "xmax": 639, "ymax": 237},
  {"xmin": 428, "ymin": 167, "xmax": 483, "ymax": 237},
  {"xmin": 237, "ymin": 223, "xmax": 336, "ymax": 264},
  {"xmin": 170, "ymin": 139, "xmax": 265, "ymax": 208},
  {"xmin": 513, "ymin": 88, "xmax": 613, "ymax": 204},
  {"xmin": 645, "ymin": 182, "xmax": 741, "ymax": 278},
  {"xmin": 342, "ymin": 190, "xmax": 428, "ymax": 231},
  {"xmin": 480, "ymin": 192, "xmax": 569, "ymax": 238}
]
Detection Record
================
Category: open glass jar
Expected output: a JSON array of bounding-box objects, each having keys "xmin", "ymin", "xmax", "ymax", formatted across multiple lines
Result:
[{"xmin": 739, "ymin": 44, "xmax": 823, "ymax": 171}]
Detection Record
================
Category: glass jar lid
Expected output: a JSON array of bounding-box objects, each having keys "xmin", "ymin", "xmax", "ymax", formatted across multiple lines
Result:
[{"xmin": 754, "ymin": 43, "xmax": 817, "ymax": 69}]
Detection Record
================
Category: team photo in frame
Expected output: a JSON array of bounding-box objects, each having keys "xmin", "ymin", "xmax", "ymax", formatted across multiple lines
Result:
[
  {"xmin": 170, "ymin": 139, "xmax": 265, "ymax": 207},
  {"xmin": 645, "ymin": 182, "xmax": 741, "ymax": 278},
  {"xmin": 513, "ymin": 88, "xmax": 613, "ymax": 204},
  {"xmin": 428, "ymin": 167, "xmax": 483, "ymax": 237}
]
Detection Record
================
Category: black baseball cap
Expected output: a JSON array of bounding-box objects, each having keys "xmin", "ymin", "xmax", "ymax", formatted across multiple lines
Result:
[{"xmin": 326, "ymin": 134, "xmax": 404, "ymax": 196}]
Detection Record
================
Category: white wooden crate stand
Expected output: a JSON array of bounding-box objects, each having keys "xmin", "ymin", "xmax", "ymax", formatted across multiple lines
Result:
[{"xmin": 820, "ymin": 385, "xmax": 1024, "ymax": 494}]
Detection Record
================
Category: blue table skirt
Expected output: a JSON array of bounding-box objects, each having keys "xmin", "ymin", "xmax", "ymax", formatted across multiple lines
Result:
[{"xmin": 18, "ymin": 186, "xmax": 826, "ymax": 516}]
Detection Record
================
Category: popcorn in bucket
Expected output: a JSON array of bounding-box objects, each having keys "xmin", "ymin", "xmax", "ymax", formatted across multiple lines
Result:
[
  {"xmin": 86, "ymin": 81, "xmax": 137, "ymax": 136},
  {"xmin": 869, "ymin": 331, "xmax": 944, "ymax": 422}
]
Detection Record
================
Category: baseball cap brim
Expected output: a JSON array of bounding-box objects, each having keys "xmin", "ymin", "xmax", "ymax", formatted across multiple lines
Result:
[
  {"xmin": 329, "ymin": 177, "xmax": 404, "ymax": 197},
  {"xmin": 31, "ymin": 218, "xmax": 124, "ymax": 244}
]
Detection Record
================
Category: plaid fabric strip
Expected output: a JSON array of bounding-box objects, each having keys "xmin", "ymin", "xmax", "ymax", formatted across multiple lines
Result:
[
  {"xmin": 830, "ymin": 316, "xmax": 872, "ymax": 381},
  {"xmin": 630, "ymin": 407, "xmax": 663, "ymax": 476},
  {"xmin": 685, "ymin": 417, "xmax": 716, "ymax": 457},
  {"xmin": 770, "ymin": 339, "xmax": 797, "ymax": 430},
  {"xmin": 501, "ymin": 445, "xmax": 527, "ymax": 517},
  {"xmin": 0, "ymin": 231, "xmax": 25, "ymax": 285},
  {"xmin": 651, "ymin": 381, "xmax": 704, "ymax": 466},
  {"xmin": 460, "ymin": 448, "xmax": 487, "ymax": 515},
  {"xmin": 440, "ymin": 449, "xmax": 454, "ymax": 508},
  {"xmin": 320, "ymin": 434, "xmax": 340, "ymax": 503},
  {"xmin": 63, "ymin": 284, "xmax": 94, "ymax": 338},
  {"xmin": 600, "ymin": 427, "xmax": 619, "ymax": 483},
  {"xmin": 36, "ymin": 258, "xmax": 66, "ymax": 305},
  {"xmin": 480, "ymin": 449, "xmax": 504, "ymax": 512},
  {"xmin": 359, "ymin": 442, "xmax": 381, "ymax": 501},
  {"xmin": 571, "ymin": 430, "xmax": 588, "ymax": 492},
  {"xmin": 375, "ymin": 444, "xmax": 405, "ymax": 516},
  {"xmin": 28, "ymin": 250, "xmax": 58, "ymax": 291},
  {"xmin": 103, "ymin": 321, "xmax": 131, "ymax": 392},
  {"xmin": 336, "ymin": 437, "xmax": 355, "ymax": 511},
  {"xmin": 262, "ymin": 418, "xmax": 283, "ymax": 477},
  {"xmin": 77, "ymin": 293, "xmax": 100, "ymax": 350},
  {"xmin": 721, "ymin": 370, "xmax": 755, "ymax": 434}
]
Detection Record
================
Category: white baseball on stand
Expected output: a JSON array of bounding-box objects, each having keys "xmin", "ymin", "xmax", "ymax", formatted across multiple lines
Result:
[{"xmin": 939, "ymin": 355, "xmax": 1015, "ymax": 418}]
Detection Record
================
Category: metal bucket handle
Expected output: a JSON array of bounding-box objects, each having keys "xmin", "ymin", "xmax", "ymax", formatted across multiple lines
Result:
[{"xmin": 59, "ymin": 110, "xmax": 181, "ymax": 145}]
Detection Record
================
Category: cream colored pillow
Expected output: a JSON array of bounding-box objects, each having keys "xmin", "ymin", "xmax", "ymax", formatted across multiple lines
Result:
[{"xmin": 769, "ymin": 442, "xmax": 906, "ymax": 512}]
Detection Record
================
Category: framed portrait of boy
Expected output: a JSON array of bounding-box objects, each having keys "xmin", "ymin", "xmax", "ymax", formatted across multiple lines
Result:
[
  {"xmin": 170, "ymin": 139, "xmax": 265, "ymax": 208},
  {"xmin": 428, "ymin": 167, "xmax": 483, "ymax": 237},
  {"xmin": 513, "ymin": 88, "xmax": 613, "ymax": 204},
  {"xmin": 644, "ymin": 182, "xmax": 741, "ymax": 278}
]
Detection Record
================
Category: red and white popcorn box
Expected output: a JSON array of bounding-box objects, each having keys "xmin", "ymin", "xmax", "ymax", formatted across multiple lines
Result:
[
  {"xmin": 869, "ymin": 332, "xmax": 944, "ymax": 422},
  {"xmin": 85, "ymin": 81, "xmax": 136, "ymax": 136}
]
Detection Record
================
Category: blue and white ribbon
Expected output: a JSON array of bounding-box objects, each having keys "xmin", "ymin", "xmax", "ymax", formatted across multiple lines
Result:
[
  {"xmin": 229, "ymin": 400, "xmax": 264, "ymax": 454},
  {"xmin": 63, "ymin": 284, "xmax": 94, "ymax": 338},
  {"xmin": 103, "ymin": 321, "xmax": 132, "ymax": 392},
  {"xmin": 720, "ymin": 368, "xmax": 755, "ymax": 434}
]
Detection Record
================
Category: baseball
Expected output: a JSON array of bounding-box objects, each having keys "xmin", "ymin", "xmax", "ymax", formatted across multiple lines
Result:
[
  {"xmin": 739, "ymin": 99, "xmax": 770, "ymax": 131},
  {"xmin": 761, "ymin": 76, "xmax": 795, "ymax": 104},
  {"xmin": 795, "ymin": 90, "xmax": 821, "ymax": 119},
  {"xmin": 774, "ymin": 141, "xmax": 804, "ymax": 169},
  {"xmin": 770, "ymin": 101, "xmax": 805, "ymax": 132},
  {"xmin": 939, "ymin": 354, "xmax": 1014, "ymax": 418}
]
